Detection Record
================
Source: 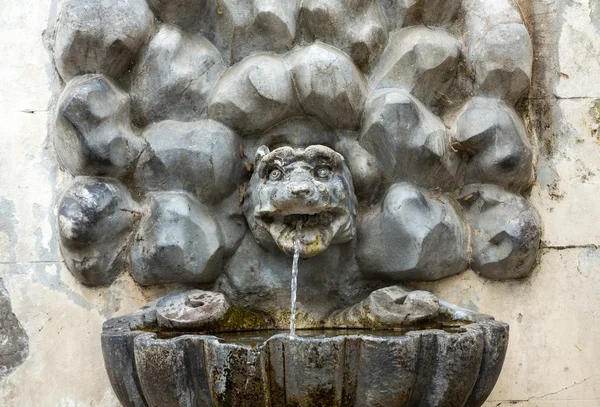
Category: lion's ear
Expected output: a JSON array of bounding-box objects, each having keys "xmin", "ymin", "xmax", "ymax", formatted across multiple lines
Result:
[{"xmin": 255, "ymin": 145, "xmax": 270, "ymax": 164}]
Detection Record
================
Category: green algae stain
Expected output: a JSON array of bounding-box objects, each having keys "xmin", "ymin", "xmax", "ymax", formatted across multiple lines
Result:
[{"xmin": 207, "ymin": 305, "xmax": 273, "ymax": 332}]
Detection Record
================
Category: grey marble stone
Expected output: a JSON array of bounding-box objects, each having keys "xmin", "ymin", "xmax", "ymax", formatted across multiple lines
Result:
[
  {"xmin": 463, "ymin": 0, "xmax": 532, "ymax": 104},
  {"xmin": 58, "ymin": 177, "xmax": 140, "ymax": 286},
  {"xmin": 287, "ymin": 43, "xmax": 368, "ymax": 130},
  {"xmin": 472, "ymin": 24, "xmax": 532, "ymax": 104},
  {"xmin": 148, "ymin": 0, "xmax": 298, "ymax": 65},
  {"xmin": 130, "ymin": 192, "xmax": 224, "ymax": 285},
  {"xmin": 296, "ymin": 0, "xmax": 387, "ymax": 71},
  {"xmin": 250, "ymin": 116, "xmax": 336, "ymax": 151},
  {"xmin": 371, "ymin": 27, "xmax": 461, "ymax": 107},
  {"xmin": 55, "ymin": 75, "xmax": 145, "ymax": 178},
  {"xmin": 357, "ymin": 182, "xmax": 469, "ymax": 281},
  {"xmin": 131, "ymin": 25, "xmax": 226, "ymax": 126},
  {"xmin": 459, "ymin": 184, "xmax": 541, "ymax": 280},
  {"xmin": 334, "ymin": 136, "xmax": 382, "ymax": 203},
  {"xmin": 0, "ymin": 279, "xmax": 28, "ymax": 380},
  {"xmin": 207, "ymin": 55, "xmax": 300, "ymax": 135},
  {"xmin": 403, "ymin": 0, "xmax": 463, "ymax": 27},
  {"xmin": 219, "ymin": 233, "xmax": 357, "ymax": 323},
  {"xmin": 51, "ymin": 1, "xmax": 538, "ymax": 295},
  {"xmin": 326, "ymin": 286, "xmax": 440, "ymax": 328},
  {"xmin": 381, "ymin": 0, "xmax": 463, "ymax": 30},
  {"xmin": 224, "ymin": 0, "xmax": 298, "ymax": 64},
  {"xmin": 213, "ymin": 192, "xmax": 248, "ymax": 258},
  {"xmin": 54, "ymin": 0, "xmax": 154, "ymax": 81},
  {"xmin": 156, "ymin": 290, "xmax": 230, "ymax": 331},
  {"xmin": 134, "ymin": 120, "xmax": 244, "ymax": 204},
  {"xmin": 453, "ymin": 97, "xmax": 534, "ymax": 192},
  {"xmin": 463, "ymin": 0, "xmax": 523, "ymax": 44},
  {"xmin": 360, "ymin": 89, "xmax": 461, "ymax": 190}
]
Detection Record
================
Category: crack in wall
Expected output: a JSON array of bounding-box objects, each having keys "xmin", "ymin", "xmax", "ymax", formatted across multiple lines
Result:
[
  {"xmin": 542, "ymin": 244, "xmax": 598, "ymax": 251},
  {"xmin": 527, "ymin": 376, "xmax": 594, "ymax": 401}
]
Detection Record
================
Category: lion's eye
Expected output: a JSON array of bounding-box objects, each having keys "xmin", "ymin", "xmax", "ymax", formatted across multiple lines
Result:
[
  {"xmin": 268, "ymin": 168, "xmax": 283, "ymax": 181},
  {"xmin": 315, "ymin": 166, "xmax": 331, "ymax": 179}
]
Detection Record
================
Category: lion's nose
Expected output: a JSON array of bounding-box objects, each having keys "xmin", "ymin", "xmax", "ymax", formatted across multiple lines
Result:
[{"xmin": 291, "ymin": 183, "xmax": 315, "ymax": 198}]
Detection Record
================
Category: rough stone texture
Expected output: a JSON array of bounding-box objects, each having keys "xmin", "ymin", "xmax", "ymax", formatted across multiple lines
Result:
[
  {"xmin": 357, "ymin": 182, "xmax": 469, "ymax": 281},
  {"xmin": 130, "ymin": 25, "xmax": 226, "ymax": 127},
  {"xmin": 58, "ymin": 177, "xmax": 140, "ymax": 286},
  {"xmin": 371, "ymin": 27, "xmax": 461, "ymax": 107},
  {"xmin": 250, "ymin": 116, "xmax": 336, "ymax": 150},
  {"xmin": 360, "ymin": 89, "xmax": 461, "ymax": 190},
  {"xmin": 224, "ymin": 0, "xmax": 298, "ymax": 64},
  {"xmin": 130, "ymin": 192, "xmax": 224, "ymax": 285},
  {"xmin": 101, "ymin": 295, "xmax": 508, "ymax": 407},
  {"xmin": 0, "ymin": 280, "xmax": 28, "ymax": 380},
  {"xmin": 381, "ymin": 0, "xmax": 463, "ymax": 30},
  {"xmin": 54, "ymin": 75, "xmax": 145, "ymax": 178},
  {"xmin": 296, "ymin": 0, "xmax": 388, "ymax": 72},
  {"xmin": 219, "ymin": 233, "xmax": 357, "ymax": 324},
  {"xmin": 286, "ymin": 43, "xmax": 368, "ymax": 130},
  {"xmin": 54, "ymin": 0, "xmax": 154, "ymax": 81},
  {"xmin": 463, "ymin": 0, "xmax": 533, "ymax": 104},
  {"xmin": 453, "ymin": 97, "xmax": 534, "ymax": 192},
  {"xmin": 334, "ymin": 136, "xmax": 382, "ymax": 203},
  {"xmin": 459, "ymin": 184, "xmax": 540, "ymax": 280},
  {"xmin": 207, "ymin": 55, "xmax": 300, "ymax": 135},
  {"xmin": 326, "ymin": 286, "xmax": 440, "ymax": 328},
  {"xmin": 213, "ymin": 192, "xmax": 248, "ymax": 257},
  {"xmin": 155, "ymin": 290, "xmax": 230, "ymax": 330},
  {"xmin": 147, "ymin": 0, "xmax": 298, "ymax": 65},
  {"xmin": 134, "ymin": 120, "xmax": 243, "ymax": 204},
  {"xmin": 145, "ymin": 0, "xmax": 217, "ymax": 35}
]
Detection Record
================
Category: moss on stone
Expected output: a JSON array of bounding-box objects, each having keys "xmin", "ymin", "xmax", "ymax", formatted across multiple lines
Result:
[
  {"xmin": 206, "ymin": 305, "xmax": 273, "ymax": 332},
  {"xmin": 267, "ymin": 308, "xmax": 319, "ymax": 330},
  {"xmin": 352, "ymin": 305, "xmax": 384, "ymax": 329}
]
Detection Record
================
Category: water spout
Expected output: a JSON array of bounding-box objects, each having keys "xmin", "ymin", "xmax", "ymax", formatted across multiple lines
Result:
[{"xmin": 289, "ymin": 237, "xmax": 300, "ymax": 337}]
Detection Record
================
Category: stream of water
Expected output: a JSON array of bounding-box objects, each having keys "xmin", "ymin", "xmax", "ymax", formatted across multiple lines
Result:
[{"xmin": 289, "ymin": 238, "xmax": 300, "ymax": 337}]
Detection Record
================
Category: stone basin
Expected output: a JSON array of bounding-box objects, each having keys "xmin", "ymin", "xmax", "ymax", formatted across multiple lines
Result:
[{"xmin": 102, "ymin": 302, "xmax": 508, "ymax": 407}]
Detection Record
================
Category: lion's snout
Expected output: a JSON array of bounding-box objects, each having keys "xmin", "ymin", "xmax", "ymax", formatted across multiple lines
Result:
[{"xmin": 290, "ymin": 181, "xmax": 315, "ymax": 198}]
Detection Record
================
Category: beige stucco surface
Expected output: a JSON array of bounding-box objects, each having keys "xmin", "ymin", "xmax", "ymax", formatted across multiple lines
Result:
[{"xmin": 0, "ymin": 0, "xmax": 599, "ymax": 405}]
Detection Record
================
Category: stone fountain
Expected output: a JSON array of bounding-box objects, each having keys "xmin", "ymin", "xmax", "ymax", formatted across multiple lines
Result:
[{"xmin": 50, "ymin": 0, "xmax": 540, "ymax": 405}]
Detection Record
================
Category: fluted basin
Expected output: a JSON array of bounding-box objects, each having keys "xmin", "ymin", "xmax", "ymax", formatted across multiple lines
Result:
[{"xmin": 102, "ymin": 304, "xmax": 508, "ymax": 407}]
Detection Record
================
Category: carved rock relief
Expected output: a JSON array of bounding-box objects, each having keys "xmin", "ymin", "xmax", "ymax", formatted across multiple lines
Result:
[{"xmin": 51, "ymin": 0, "xmax": 540, "ymax": 317}]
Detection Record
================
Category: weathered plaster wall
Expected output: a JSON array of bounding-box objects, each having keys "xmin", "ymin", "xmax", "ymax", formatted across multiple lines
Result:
[{"xmin": 0, "ymin": 0, "xmax": 598, "ymax": 405}]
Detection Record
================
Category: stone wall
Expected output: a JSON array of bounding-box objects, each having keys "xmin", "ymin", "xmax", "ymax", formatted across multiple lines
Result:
[{"xmin": 0, "ymin": 0, "xmax": 599, "ymax": 405}]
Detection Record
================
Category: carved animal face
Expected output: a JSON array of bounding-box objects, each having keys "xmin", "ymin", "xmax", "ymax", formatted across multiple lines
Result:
[{"xmin": 243, "ymin": 145, "xmax": 357, "ymax": 258}]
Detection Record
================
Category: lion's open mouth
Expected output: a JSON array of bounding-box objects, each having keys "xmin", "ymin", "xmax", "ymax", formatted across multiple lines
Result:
[
  {"xmin": 257, "ymin": 209, "xmax": 349, "ymax": 258},
  {"xmin": 279, "ymin": 212, "xmax": 335, "ymax": 227}
]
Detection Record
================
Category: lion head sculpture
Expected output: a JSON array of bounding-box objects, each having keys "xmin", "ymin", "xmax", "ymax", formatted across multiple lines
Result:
[{"xmin": 243, "ymin": 145, "xmax": 357, "ymax": 258}]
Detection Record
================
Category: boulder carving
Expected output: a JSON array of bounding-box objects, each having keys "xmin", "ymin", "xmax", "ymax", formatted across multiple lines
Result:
[{"xmin": 50, "ymin": 0, "xmax": 540, "ymax": 404}]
